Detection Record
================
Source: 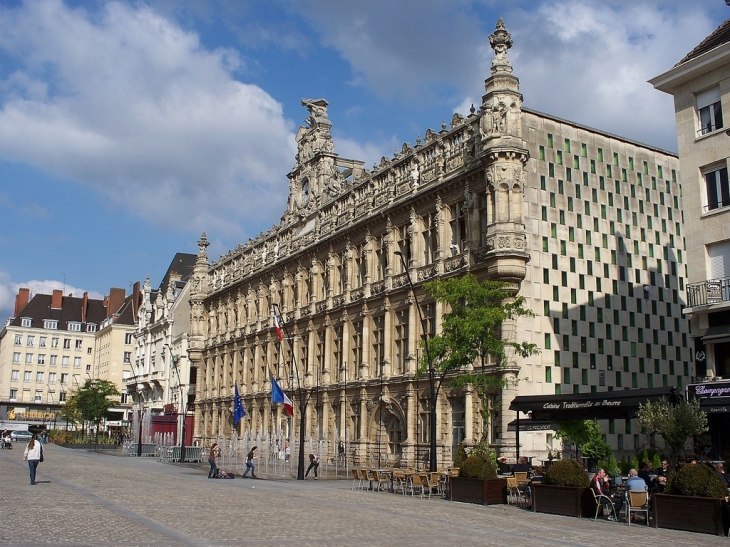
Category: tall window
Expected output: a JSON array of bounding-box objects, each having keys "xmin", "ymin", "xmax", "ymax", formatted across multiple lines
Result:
[
  {"xmin": 350, "ymin": 321, "xmax": 362, "ymax": 380},
  {"xmin": 450, "ymin": 203, "xmax": 467, "ymax": 254},
  {"xmin": 705, "ymin": 166, "xmax": 730, "ymax": 211},
  {"xmin": 697, "ymin": 86, "xmax": 723, "ymax": 135},
  {"xmin": 395, "ymin": 225, "xmax": 410, "ymax": 273},
  {"xmin": 375, "ymin": 236, "xmax": 387, "ymax": 281},
  {"xmin": 372, "ymin": 315, "xmax": 385, "ymax": 376},
  {"xmin": 333, "ymin": 326, "xmax": 343, "ymax": 376},
  {"xmin": 422, "ymin": 215, "xmax": 437, "ymax": 265},
  {"xmin": 316, "ymin": 331, "xmax": 325, "ymax": 380},
  {"xmin": 354, "ymin": 247, "xmax": 365, "ymax": 288},
  {"xmin": 394, "ymin": 310, "xmax": 409, "ymax": 374}
]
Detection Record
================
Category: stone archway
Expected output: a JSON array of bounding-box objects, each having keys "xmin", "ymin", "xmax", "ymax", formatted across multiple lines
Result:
[{"xmin": 367, "ymin": 395, "xmax": 405, "ymax": 466}]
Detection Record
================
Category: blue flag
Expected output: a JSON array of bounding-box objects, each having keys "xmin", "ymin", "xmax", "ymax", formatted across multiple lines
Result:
[{"xmin": 233, "ymin": 383, "xmax": 246, "ymax": 424}]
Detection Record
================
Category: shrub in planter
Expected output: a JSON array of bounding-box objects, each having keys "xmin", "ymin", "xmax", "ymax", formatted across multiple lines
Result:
[
  {"xmin": 543, "ymin": 459, "xmax": 589, "ymax": 487},
  {"xmin": 666, "ymin": 464, "xmax": 727, "ymax": 498},
  {"xmin": 459, "ymin": 455, "xmax": 497, "ymax": 480},
  {"xmin": 453, "ymin": 443, "xmax": 468, "ymax": 468}
]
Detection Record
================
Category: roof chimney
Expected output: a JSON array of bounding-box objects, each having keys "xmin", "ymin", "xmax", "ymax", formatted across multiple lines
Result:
[
  {"xmin": 14, "ymin": 288, "xmax": 31, "ymax": 317},
  {"xmin": 81, "ymin": 292, "xmax": 88, "ymax": 323},
  {"xmin": 51, "ymin": 289, "xmax": 63, "ymax": 310},
  {"xmin": 106, "ymin": 288, "xmax": 126, "ymax": 318}
]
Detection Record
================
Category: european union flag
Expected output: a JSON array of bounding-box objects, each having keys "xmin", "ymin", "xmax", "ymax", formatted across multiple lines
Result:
[{"xmin": 233, "ymin": 383, "xmax": 246, "ymax": 424}]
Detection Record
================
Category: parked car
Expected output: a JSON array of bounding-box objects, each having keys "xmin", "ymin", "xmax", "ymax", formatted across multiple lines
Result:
[{"xmin": 10, "ymin": 431, "xmax": 33, "ymax": 442}]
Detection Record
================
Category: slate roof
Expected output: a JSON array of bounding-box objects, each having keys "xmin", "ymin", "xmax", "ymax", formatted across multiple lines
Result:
[
  {"xmin": 10, "ymin": 293, "xmax": 107, "ymax": 330},
  {"xmin": 158, "ymin": 253, "xmax": 196, "ymax": 294},
  {"xmin": 676, "ymin": 18, "xmax": 730, "ymax": 66}
]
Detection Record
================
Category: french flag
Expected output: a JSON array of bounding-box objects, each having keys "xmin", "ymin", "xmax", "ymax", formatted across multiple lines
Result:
[
  {"xmin": 271, "ymin": 375, "xmax": 293, "ymax": 416},
  {"xmin": 272, "ymin": 305, "xmax": 283, "ymax": 342}
]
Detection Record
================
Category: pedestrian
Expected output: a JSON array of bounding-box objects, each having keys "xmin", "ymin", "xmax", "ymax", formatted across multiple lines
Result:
[
  {"xmin": 284, "ymin": 440, "xmax": 291, "ymax": 462},
  {"xmin": 338, "ymin": 441, "xmax": 345, "ymax": 462},
  {"xmin": 305, "ymin": 453, "xmax": 320, "ymax": 479},
  {"xmin": 243, "ymin": 446, "xmax": 257, "ymax": 478},
  {"xmin": 23, "ymin": 434, "xmax": 43, "ymax": 485},
  {"xmin": 208, "ymin": 443, "xmax": 219, "ymax": 479}
]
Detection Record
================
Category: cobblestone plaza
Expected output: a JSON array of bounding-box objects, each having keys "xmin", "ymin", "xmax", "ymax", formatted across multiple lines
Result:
[{"xmin": 1, "ymin": 445, "xmax": 726, "ymax": 547}]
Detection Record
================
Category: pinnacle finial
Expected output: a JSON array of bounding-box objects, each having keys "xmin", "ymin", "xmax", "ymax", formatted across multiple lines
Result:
[{"xmin": 489, "ymin": 18, "xmax": 513, "ymax": 74}]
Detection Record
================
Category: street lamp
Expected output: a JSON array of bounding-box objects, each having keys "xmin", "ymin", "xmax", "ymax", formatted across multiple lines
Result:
[
  {"xmin": 125, "ymin": 364, "xmax": 144, "ymax": 457},
  {"xmin": 165, "ymin": 344, "xmax": 187, "ymax": 464},
  {"xmin": 394, "ymin": 250, "xmax": 438, "ymax": 473},
  {"xmin": 272, "ymin": 304, "xmax": 312, "ymax": 480}
]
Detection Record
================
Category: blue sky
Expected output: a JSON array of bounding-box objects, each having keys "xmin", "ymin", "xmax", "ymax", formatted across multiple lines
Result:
[{"xmin": 0, "ymin": 0, "xmax": 727, "ymax": 321}]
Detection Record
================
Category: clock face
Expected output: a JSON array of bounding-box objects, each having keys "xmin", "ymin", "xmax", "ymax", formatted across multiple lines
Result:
[{"xmin": 300, "ymin": 180, "xmax": 310, "ymax": 207}]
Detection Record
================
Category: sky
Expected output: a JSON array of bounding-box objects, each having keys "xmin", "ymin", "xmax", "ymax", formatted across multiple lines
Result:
[{"xmin": 0, "ymin": 0, "xmax": 727, "ymax": 322}]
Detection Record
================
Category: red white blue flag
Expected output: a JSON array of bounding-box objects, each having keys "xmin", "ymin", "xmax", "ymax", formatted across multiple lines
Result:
[{"xmin": 271, "ymin": 375, "xmax": 293, "ymax": 416}]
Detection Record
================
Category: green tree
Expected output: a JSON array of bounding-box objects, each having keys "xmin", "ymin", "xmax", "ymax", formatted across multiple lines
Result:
[
  {"xmin": 555, "ymin": 419, "xmax": 611, "ymax": 469},
  {"xmin": 58, "ymin": 392, "xmax": 81, "ymax": 432},
  {"xmin": 637, "ymin": 397, "xmax": 708, "ymax": 464},
  {"xmin": 421, "ymin": 274, "xmax": 538, "ymax": 438},
  {"xmin": 74, "ymin": 379, "xmax": 120, "ymax": 445}
]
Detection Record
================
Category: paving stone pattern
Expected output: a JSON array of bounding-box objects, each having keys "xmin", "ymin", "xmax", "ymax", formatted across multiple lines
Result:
[{"xmin": 0, "ymin": 445, "xmax": 727, "ymax": 546}]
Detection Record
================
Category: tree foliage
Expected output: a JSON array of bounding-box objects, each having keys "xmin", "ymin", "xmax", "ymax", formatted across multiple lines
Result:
[
  {"xmin": 637, "ymin": 397, "xmax": 708, "ymax": 464},
  {"xmin": 74, "ymin": 379, "xmax": 120, "ymax": 428},
  {"xmin": 420, "ymin": 274, "xmax": 538, "ymax": 439},
  {"xmin": 555, "ymin": 419, "xmax": 611, "ymax": 468}
]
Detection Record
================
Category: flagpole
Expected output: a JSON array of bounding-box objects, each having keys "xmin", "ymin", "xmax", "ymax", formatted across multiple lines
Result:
[{"xmin": 272, "ymin": 304, "xmax": 310, "ymax": 480}]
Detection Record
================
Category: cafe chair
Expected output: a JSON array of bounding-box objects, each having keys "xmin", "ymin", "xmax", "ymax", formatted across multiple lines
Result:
[
  {"xmin": 372, "ymin": 469, "xmax": 389, "ymax": 492},
  {"xmin": 591, "ymin": 489, "xmax": 619, "ymax": 522},
  {"xmin": 351, "ymin": 468, "xmax": 363, "ymax": 491},
  {"xmin": 626, "ymin": 490, "xmax": 649, "ymax": 526}
]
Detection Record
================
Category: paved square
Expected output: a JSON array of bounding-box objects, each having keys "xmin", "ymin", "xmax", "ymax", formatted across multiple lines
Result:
[{"xmin": 0, "ymin": 445, "xmax": 727, "ymax": 546}]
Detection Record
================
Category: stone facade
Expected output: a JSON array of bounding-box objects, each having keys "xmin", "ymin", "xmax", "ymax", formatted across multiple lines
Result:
[
  {"xmin": 190, "ymin": 20, "xmax": 690, "ymax": 466},
  {"xmin": 651, "ymin": 19, "xmax": 730, "ymax": 382}
]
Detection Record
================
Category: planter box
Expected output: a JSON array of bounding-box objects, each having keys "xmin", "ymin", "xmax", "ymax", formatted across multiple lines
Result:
[
  {"xmin": 532, "ymin": 484, "xmax": 594, "ymax": 518},
  {"xmin": 56, "ymin": 442, "xmax": 119, "ymax": 450},
  {"xmin": 449, "ymin": 477, "xmax": 508, "ymax": 505},
  {"xmin": 653, "ymin": 493, "xmax": 728, "ymax": 536}
]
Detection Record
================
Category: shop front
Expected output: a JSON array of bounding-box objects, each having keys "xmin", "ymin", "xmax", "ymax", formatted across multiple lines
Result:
[{"xmin": 687, "ymin": 381, "xmax": 730, "ymax": 461}]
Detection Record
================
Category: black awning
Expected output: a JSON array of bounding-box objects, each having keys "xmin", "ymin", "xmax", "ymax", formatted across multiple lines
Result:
[
  {"xmin": 507, "ymin": 419, "xmax": 555, "ymax": 432},
  {"xmin": 699, "ymin": 396, "xmax": 730, "ymax": 413},
  {"xmin": 509, "ymin": 387, "xmax": 676, "ymax": 421},
  {"xmin": 702, "ymin": 325, "xmax": 730, "ymax": 344}
]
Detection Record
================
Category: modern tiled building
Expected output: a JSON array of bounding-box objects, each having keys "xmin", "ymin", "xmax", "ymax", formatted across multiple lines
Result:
[
  {"xmin": 651, "ymin": 17, "xmax": 730, "ymax": 460},
  {"xmin": 188, "ymin": 20, "xmax": 690, "ymax": 466}
]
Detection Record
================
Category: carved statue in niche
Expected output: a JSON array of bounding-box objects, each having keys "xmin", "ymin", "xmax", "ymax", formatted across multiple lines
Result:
[
  {"xmin": 461, "ymin": 186, "xmax": 475, "ymax": 213},
  {"xmin": 410, "ymin": 160, "xmax": 420, "ymax": 188}
]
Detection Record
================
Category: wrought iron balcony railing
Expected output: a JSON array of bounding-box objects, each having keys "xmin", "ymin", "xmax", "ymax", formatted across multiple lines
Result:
[{"xmin": 686, "ymin": 276, "xmax": 730, "ymax": 308}]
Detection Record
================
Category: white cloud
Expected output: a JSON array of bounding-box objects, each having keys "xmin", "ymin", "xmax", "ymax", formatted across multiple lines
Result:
[
  {"xmin": 506, "ymin": 1, "xmax": 719, "ymax": 151},
  {"xmin": 0, "ymin": 0, "xmax": 297, "ymax": 239},
  {"xmin": 0, "ymin": 271, "xmax": 104, "ymax": 323}
]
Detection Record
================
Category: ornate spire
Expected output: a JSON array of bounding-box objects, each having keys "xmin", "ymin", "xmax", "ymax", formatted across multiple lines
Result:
[{"xmin": 489, "ymin": 18, "xmax": 513, "ymax": 74}]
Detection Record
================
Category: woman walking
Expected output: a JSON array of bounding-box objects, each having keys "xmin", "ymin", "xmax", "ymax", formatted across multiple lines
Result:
[
  {"xmin": 242, "ymin": 446, "xmax": 257, "ymax": 478},
  {"xmin": 23, "ymin": 434, "xmax": 42, "ymax": 485},
  {"xmin": 208, "ymin": 443, "xmax": 220, "ymax": 479}
]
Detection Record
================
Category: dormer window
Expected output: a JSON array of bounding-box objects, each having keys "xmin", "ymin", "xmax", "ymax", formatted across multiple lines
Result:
[
  {"xmin": 68, "ymin": 322, "xmax": 81, "ymax": 332},
  {"xmin": 697, "ymin": 86, "xmax": 723, "ymax": 136},
  {"xmin": 43, "ymin": 319, "xmax": 58, "ymax": 330},
  {"xmin": 21, "ymin": 317, "xmax": 31, "ymax": 327},
  {"xmin": 86, "ymin": 323, "xmax": 96, "ymax": 333}
]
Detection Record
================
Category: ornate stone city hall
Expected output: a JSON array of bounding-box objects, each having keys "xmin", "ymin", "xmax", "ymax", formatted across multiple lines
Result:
[{"xmin": 187, "ymin": 20, "xmax": 690, "ymax": 467}]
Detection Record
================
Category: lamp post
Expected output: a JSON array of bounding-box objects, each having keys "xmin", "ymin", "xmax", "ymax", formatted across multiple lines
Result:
[
  {"xmin": 377, "ymin": 356, "xmax": 383, "ymax": 468},
  {"xmin": 394, "ymin": 250, "xmax": 438, "ymax": 473},
  {"xmin": 165, "ymin": 344, "xmax": 186, "ymax": 464},
  {"xmin": 125, "ymin": 364, "xmax": 144, "ymax": 457},
  {"xmin": 272, "ymin": 304, "xmax": 312, "ymax": 480}
]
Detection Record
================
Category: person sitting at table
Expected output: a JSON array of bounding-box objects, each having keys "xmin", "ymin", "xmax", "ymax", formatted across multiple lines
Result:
[
  {"xmin": 511, "ymin": 456, "xmax": 530, "ymax": 473},
  {"xmin": 625, "ymin": 469, "xmax": 647, "ymax": 491},
  {"xmin": 715, "ymin": 463, "xmax": 730, "ymax": 486},
  {"xmin": 653, "ymin": 459, "xmax": 670, "ymax": 491},
  {"xmin": 523, "ymin": 465, "xmax": 544, "ymax": 508},
  {"xmin": 638, "ymin": 461, "xmax": 657, "ymax": 490},
  {"xmin": 591, "ymin": 468, "xmax": 623, "ymax": 520},
  {"xmin": 497, "ymin": 456, "xmax": 511, "ymax": 475}
]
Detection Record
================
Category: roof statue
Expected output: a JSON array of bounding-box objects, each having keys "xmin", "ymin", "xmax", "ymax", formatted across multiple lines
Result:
[{"xmin": 489, "ymin": 18, "xmax": 513, "ymax": 74}]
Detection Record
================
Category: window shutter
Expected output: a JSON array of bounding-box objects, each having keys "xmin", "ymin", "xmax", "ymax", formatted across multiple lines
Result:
[
  {"xmin": 708, "ymin": 240, "xmax": 730, "ymax": 279},
  {"xmin": 697, "ymin": 87, "xmax": 721, "ymax": 110}
]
